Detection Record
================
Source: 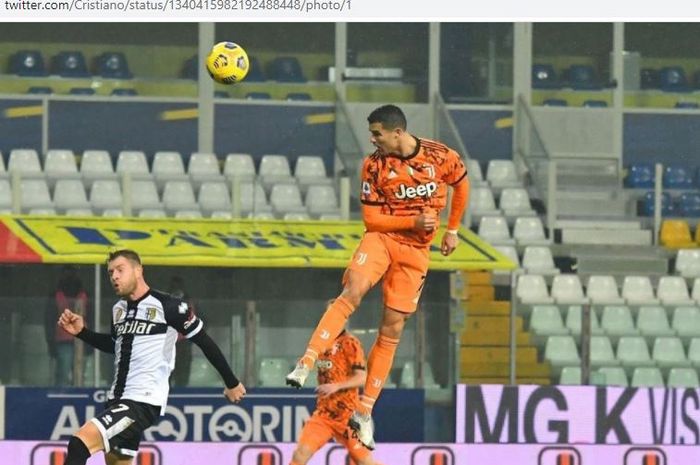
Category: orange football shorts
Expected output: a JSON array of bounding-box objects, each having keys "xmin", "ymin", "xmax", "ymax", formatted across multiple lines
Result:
[{"xmin": 297, "ymin": 413, "xmax": 371, "ymax": 462}]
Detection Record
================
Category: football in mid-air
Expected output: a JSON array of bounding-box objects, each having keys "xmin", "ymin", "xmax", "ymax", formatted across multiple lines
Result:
[{"xmin": 205, "ymin": 41, "xmax": 249, "ymax": 84}]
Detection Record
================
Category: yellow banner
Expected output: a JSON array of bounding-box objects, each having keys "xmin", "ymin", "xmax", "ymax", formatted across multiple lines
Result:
[{"xmin": 1, "ymin": 216, "xmax": 515, "ymax": 270}]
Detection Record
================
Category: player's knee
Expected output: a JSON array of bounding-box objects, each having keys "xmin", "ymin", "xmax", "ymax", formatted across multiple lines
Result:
[{"xmin": 292, "ymin": 445, "xmax": 312, "ymax": 464}]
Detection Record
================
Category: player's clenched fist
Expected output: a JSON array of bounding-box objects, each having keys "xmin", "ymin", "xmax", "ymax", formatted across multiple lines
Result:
[
  {"xmin": 58, "ymin": 308, "xmax": 85, "ymax": 335},
  {"xmin": 414, "ymin": 213, "xmax": 437, "ymax": 232},
  {"xmin": 224, "ymin": 383, "xmax": 247, "ymax": 403}
]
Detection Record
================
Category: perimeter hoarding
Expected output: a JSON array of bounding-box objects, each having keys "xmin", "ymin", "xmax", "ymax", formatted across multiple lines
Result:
[{"xmin": 0, "ymin": 216, "xmax": 514, "ymax": 270}]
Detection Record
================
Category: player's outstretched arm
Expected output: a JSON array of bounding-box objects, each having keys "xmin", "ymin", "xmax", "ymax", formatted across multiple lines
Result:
[
  {"xmin": 190, "ymin": 330, "xmax": 246, "ymax": 403},
  {"xmin": 58, "ymin": 308, "xmax": 115, "ymax": 353}
]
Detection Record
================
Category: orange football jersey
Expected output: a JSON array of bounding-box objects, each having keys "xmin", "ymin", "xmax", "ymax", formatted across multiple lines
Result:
[
  {"xmin": 360, "ymin": 137, "xmax": 467, "ymax": 246},
  {"xmin": 314, "ymin": 331, "xmax": 366, "ymax": 422}
]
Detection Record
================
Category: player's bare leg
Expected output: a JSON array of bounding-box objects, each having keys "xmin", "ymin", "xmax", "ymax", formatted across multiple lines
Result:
[
  {"xmin": 287, "ymin": 270, "xmax": 372, "ymax": 388},
  {"xmin": 106, "ymin": 452, "xmax": 134, "ymax": 465},
  {"xmin": 65, "ymin": 421, "xmax": 104, "ymax": 465},
  {"xmin": 289, "ymin": 443, "xmax": 313, "ymax": 465},
  {"xmin": 350, "ymin": 306, "xmax": 410, "ymax": 449}
]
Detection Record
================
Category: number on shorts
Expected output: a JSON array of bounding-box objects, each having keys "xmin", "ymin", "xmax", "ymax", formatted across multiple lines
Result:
[{"xmin": 111, "ymin": 403, "xmax": 129, "ymax": 413}]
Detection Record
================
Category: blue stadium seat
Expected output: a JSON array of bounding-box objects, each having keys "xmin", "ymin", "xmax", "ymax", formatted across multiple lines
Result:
[
  {"xmin": 245, "ymin": 56, "xmax": 266, "ymax": 82},
  {"xmin": 181, "ymin": 55, "xmax": 198, "ymax": 80},
  {"xmin": 625, "ymin": 163, "xmax": 654, "ymax": 188},
  {"xmin": 678, "ymin": 193, "xmax": 700, "ymax": 217},
  {"xmin": 532, "ymin": 64, "xmax": 560, "ymax": 89},
  {"xmin": 111, "ymin": 88, "xmax": 138, "ymax": 96},
  {"xmin": 50, "ymin": 51, "xmax": 90, "ymax": 78},
  {"xmin": 659, "ymin": 66, "xmax": 690, "ymax": 92},
  {"xmin": 583, "ymin": 100, "xmax": 608, "ymax": 107},
  {"xmin": 286, "ymin": 92, "xmax": 312, "ymax": 101},
  {"xmin": 95, "ymin": 52, "xmax": 133, "ymax": 79},
  {"xmin": 245, "ymin": 92, "xmax": 271, "ymax": 100},
  {"xmin": 565, "ymin": 64, "xmax": 602, "ymax": 90},
  {"xmin": 69, "ymin": 87, "xmax": 96, "ymax": 95},
  {"xmin": 268, "ymin": 57, "xmax": 306, "ymax": 82},
  {"xmin": 214, "ymin": 90, "xmax": 230, "ymax": 98},
  {"xmin": 675, "ymin": 101, "xmax": 699, "ymax": 109},
  {"xmin": 664, "ymin": 165, "xmax": 694, "ymax": 189},
  {"xmin": 640, "ymin": 68, "xmax": 659, "ymax": 90},
  {"xmin": 9, "ymin": 50, "xmax": 47, "ymax": 76},
  {"xmin": 27, "ymin": 86, "xmax": 53, "ymax": 94},
  {"xmin": 640, "ymin": 191, "xmax": 674, "ymax": 216},
  {"xmin": 543, "ymin": 98, "xmax": 568, "ymax": 107}
]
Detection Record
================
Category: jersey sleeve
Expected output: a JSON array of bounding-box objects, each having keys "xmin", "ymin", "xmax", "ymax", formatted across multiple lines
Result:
[
  {"xmin": 164, "ymin": 297, "xmax": 203, "ymax": 338},
  {"xmin": 344, "ymin": 336, "xmax": 366, "ymax": 371},
  {"xmin": 360, "ymin": 157, "xmax": 386, "ymax": 206},
  {"xmin": 442, "ymin": 149, "xmax": 468, "ymax": 186}
]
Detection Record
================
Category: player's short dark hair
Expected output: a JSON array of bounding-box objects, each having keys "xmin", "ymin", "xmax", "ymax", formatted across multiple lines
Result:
[
  {"xmin": 107, "ymin": 249, "xmax": 142, "ymax": 266},
  {"xmin": 367, "ymin": 104, "xmax": 407, "ymax": 130}
]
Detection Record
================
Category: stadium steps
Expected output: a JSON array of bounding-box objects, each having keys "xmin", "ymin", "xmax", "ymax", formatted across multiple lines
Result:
[{"xmin": 458, "ymin": 271, "xmax": 551, "ymax": 385}]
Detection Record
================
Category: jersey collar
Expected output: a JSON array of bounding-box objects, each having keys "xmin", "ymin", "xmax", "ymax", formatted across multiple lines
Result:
[{"xmin": 384, "ymin": 136, "xmax": 421, "ymax": 161}]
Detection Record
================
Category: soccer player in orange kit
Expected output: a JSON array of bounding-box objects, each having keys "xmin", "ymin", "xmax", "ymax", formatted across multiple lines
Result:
[
  {"xmin": 287, "ymin": 104, "xmax": 470, "ymax": 449},
  {"xmin": 290, "ymin": 329, "xmax": 382, "ymax": 465}
]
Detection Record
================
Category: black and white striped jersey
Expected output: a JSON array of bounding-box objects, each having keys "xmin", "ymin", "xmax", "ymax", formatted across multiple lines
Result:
[{"xmin": 107, "ymin": 289, "xmax": 202, "ymax": 414}]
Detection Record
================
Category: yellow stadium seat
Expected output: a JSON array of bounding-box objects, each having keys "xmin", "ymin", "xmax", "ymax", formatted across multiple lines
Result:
[{"xmin": 661, "ymin": 220, "xmax": 696, "ymax": 249}]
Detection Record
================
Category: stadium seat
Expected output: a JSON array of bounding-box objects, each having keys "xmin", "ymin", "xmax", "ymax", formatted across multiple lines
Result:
[
  {"xmin": 564, "ymin": 64, "xmax": 602, "ymax": 90},
  {"xmin": 268, "ymin": 56, "xmax": 306, "ymax": 82},
  {"xmin": 65, "ymin": 208, "xmax": 93, "ymax": 217},
  {"xmin": 513, "ymin": 217, "xmax": 551, "ymax": 246},
  {"xmin": 245, "ymin": 92, "xmax": 272, "ymax": 100},
  {"xmin": 630, "ymin": 367, "xmax": 664, "ymax": 387},
  {"xmin": 305, "ymin": 184, "xmax": 339, "ymax": 217},
  {"xmin": 660, "ymin": 220, "xmax": 695, "ymax": 249},
  {"xmin": 667, "ymin": 367, "xmax": 699, "ymax": 387},
  {"xmin": 189, "ymin": 356, "xmax": 220, "ymax": 386},
  {"xmin": 477, "ymin": 216, "xmax": 515, "ymax": 245},
  {"xmin": 689, "ymin": 338, "xmax": 700, "ymax": 369},
  {"xmin": 259, "ymin": 154, "xmax": 295, "ymax": 192},
  {"xmin": 493, "ymin": 245, "xmax": 520, "ymax": 272},
  {"xmin": 258, "ymin": 358, "xmax": 290, "ymax": 387},
  {"xmin": 621, "ymin": 276, "xmax": 660, "ymax": 305},
  {"xmin": 544, "ymin": 335, "xmax": 580, "ymax": 371},
  {"xmin": 20, "ymin": 179, "xmax": 53, "ymax": 213},
  {"xmin": 89, "ymin": 180, "xmax": 123, "ymax": 213},
  {"xmin": 102, "ymin": 208, "xmax": 123, "ymax": 218},
  {"xmin": 295, "ymin": 155, "xmax": 332, "ymax": 194},
  {"xmin": 659, "ymin": 66, "xmax": 690, "ymax": 92},
  {"xmin": 214, "ymin": 91, "xmax": 229, "ymax": 98},
  {"xmin": 676, "ymin": 249, "xmax": 700, "ymax": 278},
  {"xmin": 243, "ymin": 56, "xmax": 265, "ymax": 82},
  {"xmin": 625, "ymin": 163, "xmax": 654, "ymax": 188},
  {"xmin": 678, "ymin": 192, "xmax": 700, "ymax": 217},
  {"xmin": 582, "ymin": 100, "xmax": 608, "ymax": 107},
  {"xmin": 81, "ymin": 150, "xmax": 116, "ymax": 187},
  {"xmin": 586, "ymin": 275, "xmax": 625, "ymax": 305},
  {"xmin": 601, "ymin": 305, "xmax": 638, "ymax": 338},
  {"xmin": 640, "ymin": 191, "xmax": 674, "ymax": 216},
  {"xmin": 469, "ymin": 187, "xmax": 500, "ymax": 223},
  {"xmin": 95, "ymin": 52, "xmax": 133, "ymax": 79},
  {"xmin": 0, "ymin": 180, "xmax": 13, "ymax": 212},
  {"xmin": 640, "ymin": 68, "xmax": 660, "ymax": 89},
  {"xmin": 529, "ymin": 305, "xmax": 568, "ymax": 340},
  {"xmin": 522, "ymin": 246, "xmax": 559, "ymax": 276},
  {"xmin": 591, "ymin": 335, "xmax": 619, "ymax": 368},
  {"xmin": 198, "ymin": 182, "xmax": 230, "ymax": 216},
  {"xmin": 50, "ymin": 51, "xmax": 90, "ymax": 77},
  {"xmin": 188, "ymin": 152, "xmax": 224, "ymax": 187},
  {"xmin": 162, "ymin": 181, "xmax": 199, "ymax": 214},
  {"xmin": 69, "ymin": 87, "xmax": 96, "ymax": 95},
  {"xmin": 551, "ymin": 274, "xmax": 589, "ymax": 305},
  {"xmin": 181, "ymin": 55, "xmax": 198, "ymax": 80},
  {"xmin": 130, "ymin": 180, "xmax": 162, "ymax": 213},
  {"xmin": 224, "ymin": 153, "xmax": 257, "ymax": 182},
  {"xmin": 111, "ymin": 88, "xmax": 138, "ymax": 96},
  {"xmin": 45, "ymin": 149, "xmax": 80, "ymax": 187},
  {"xmin": 27, "ymin": 86, "xmax": 52, "ymax": 94},
  {"xmin": 239, "ymin": 181, "xmax": 271, "ymax": 215},
  {"xmin": 596, "ymin": 366, "xmax": 628, "ymax": 387},
  {"xmin": 616, "ymin": 336, "xmax": 655, "ymax": 373},
  {"xmin": 269, "ymin": 183, "xmax": 306, "ymax": 216},
  {"xmin": 675, "ymin": 101, "xmax": 699, "ymax": 109},
  {"xmin": 116, "ymin": 151, "xmax": 150, "ymax": 179},
  {"xmin": 499, "ymin": 188, "xmax": 535, "ymax": 217},
  {"xmin": 542, "ymin": 98, "xmax": 568, "ymax": 107},
  {"xmin": 516, "ymin": 274, "xmax": 553, "ymax": 304},
  {"xmin": 283, "ymin": 212, "xmax": 310, "ymax": 221},
  {"xmin": 663, "ymin": 165, "xmax": 694, "ymax": 189},
  {"xmin": 318, "ymin": 213, "xmax": 342, "ymax": 221},
  {"xmin": 174, "ymin": 210, "xmax": 202, "ymax": 219},
  {"xmin": 210, "ymin": 211, "xmax": 232, "ymax": 219},
  {"xmin": 138, "ymin": 208, "xmax": 167, "ymax": 218},
  {"xmin": 672, "ymin": 306, "xmax": 700, "ymax": 343},
  {"xmin": 152, "ymin": 151, "xmax": 188, "ymax": 189},
  {"xmin": 53, "ymin": 179, "xmax": 90, "ymax": 213},
  {"xmin": 559, "ymin": 366, "xmax": 581, "ymax": 385},
  {"xmin": 10, "ymin": 50, "xmax": 47, "ymax": 76},
  {"xmin": 248, "ymin": 211, "xmax": 275, "ymax": 220},
  {"xmin": 8, "ymin": 149, "xmax": 42, "ymax": 176},
  {"xmin": 466, "ymin": 159, "xmax": 486, "ymax": 186},
  {"xmin": 531, "ymin": 63, "xmax": 560, "ymax": 89},
  {"xmin": 636, "ymin": 306, "xmax": 675, "ymax": 341},
  {"xmin": 486, "ymin": 160, "xmax": 521, "ymax": 189},
  {"xmin": 286, "ymin": 92, "xmax": 312, "ymax": 101},
  {"xmin": 657, "ymin": 276, "xmax": 694, "ymax": 306},
  {"xmin": 565, "ymin": 305, "xmax": 603, "ymax": 336},
  {"xmin": 653, "ymin": 337, "xmax": 690, "ymax": 369}
]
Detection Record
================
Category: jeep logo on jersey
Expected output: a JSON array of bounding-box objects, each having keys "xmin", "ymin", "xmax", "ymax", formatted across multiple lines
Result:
[
  {"xmin": 395, "ymin": 182, "xmax": 437, "ymax": 199},
  {"xmin": 114, "ymin": 320, "xmax": 158, "ymax": 336}
]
